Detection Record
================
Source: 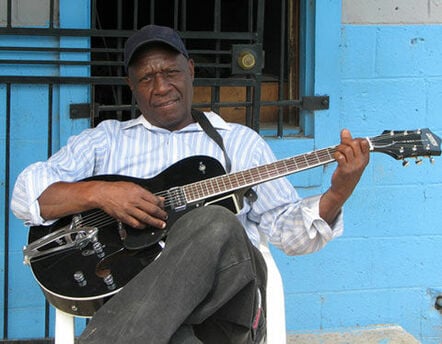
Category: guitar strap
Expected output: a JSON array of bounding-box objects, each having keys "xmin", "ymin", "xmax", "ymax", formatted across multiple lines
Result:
[
  {"xmin": 191, "ymin": 109, "xmax": 232, "ymax": 173},
  {"xmin": 191, "ymin": 109, "xmax": 258, "ymax": 203}
]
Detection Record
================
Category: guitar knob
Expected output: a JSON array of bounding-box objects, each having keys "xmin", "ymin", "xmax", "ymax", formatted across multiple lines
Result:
[
  {"xmin": 415, "ymin": 157, "xmax": 423, "ymax": 165},
  {"xmin": 402, "ymin": 159, "xmax": 409, "ymax": 167},
  {"xmin": 73, "ymin": 271, "xmax": 87, "ymax": 287},
  {"xmin": 91, "ymin": 237, "xmax": 105, "ymax": 258},
  {"xmin": 103, "ymin": 273, "xmax": 117, "ymax": 290}
]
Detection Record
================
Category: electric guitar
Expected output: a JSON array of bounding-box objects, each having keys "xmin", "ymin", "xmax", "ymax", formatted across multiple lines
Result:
[{"xmin": 23, "ymin": 129, "xmax": 441, "ymax": 316}]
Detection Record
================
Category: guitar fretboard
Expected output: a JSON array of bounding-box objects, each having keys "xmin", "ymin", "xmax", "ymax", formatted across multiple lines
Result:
[{"xmin": 183, "ymin": 146, "xmax": 337, "ymax": 203}]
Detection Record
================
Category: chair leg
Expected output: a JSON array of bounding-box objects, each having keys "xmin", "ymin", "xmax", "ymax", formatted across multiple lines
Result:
[{"xmin": 55, "ymin": 308, "xmax": 75, "ymax": 344}]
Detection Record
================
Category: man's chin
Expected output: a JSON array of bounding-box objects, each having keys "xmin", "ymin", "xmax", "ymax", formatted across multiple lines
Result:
[{"xmin": 150, "ymin": 114, "xmax": 191, "ymax": 131}]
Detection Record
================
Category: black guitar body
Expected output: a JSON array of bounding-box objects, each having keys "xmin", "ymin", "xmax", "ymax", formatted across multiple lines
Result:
[{"xmin": 27, "ymin": 156, "xmax": 237, "ymax": 316}]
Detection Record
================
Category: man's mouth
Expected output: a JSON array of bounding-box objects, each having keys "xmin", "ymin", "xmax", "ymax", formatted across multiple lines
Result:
[{"xmin": 154, "ymin": 99, "xmax": 179, "ymax": 108}]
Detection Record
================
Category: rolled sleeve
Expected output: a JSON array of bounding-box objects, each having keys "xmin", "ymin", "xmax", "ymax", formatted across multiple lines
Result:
[
  {"xmin": 264, "ymin": 194, "xmax": 344, "ymax": 256},
  {"xmin": 11, "ymin": 126, "xmax": 105, "ymax": 227},
  {"xmin": 11, "ymin": 162, "xmax": 62, "ymax": 226}
]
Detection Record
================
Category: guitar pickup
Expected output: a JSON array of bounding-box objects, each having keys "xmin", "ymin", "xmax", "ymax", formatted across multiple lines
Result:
[{"xmin": 167, "ymin": 186, "xmax": 187, "ymax": 211}]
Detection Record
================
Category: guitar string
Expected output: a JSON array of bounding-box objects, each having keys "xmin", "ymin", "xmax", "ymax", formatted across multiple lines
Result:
[
  {"xmin": 60, "ymin": 134, "xmax": 432, "ymax": 231},
  {"xmin": 61, "ymin": 190, "xmax": 175, "ymax": 231}
]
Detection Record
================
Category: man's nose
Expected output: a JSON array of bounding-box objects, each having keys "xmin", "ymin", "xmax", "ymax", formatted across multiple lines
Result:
[{"xmin": 152, "ymin": 73, "xmax": 170, "ymax": 94}]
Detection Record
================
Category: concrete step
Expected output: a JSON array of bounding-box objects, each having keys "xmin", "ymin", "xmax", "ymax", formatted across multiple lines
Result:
[{"xmin": 287, "ymin": 325, "xmax": 421, "ymax": 344}]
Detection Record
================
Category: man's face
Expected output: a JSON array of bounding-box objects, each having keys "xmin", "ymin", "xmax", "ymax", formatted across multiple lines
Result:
[{"xmin": 127, "ymin": 46, "xmax": 195, "ymax": 131}]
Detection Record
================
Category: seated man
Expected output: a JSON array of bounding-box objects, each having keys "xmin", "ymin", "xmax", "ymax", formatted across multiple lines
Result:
[{"xmin": 11, "ymin": 24, "xmax": 369, "ymax": 344}]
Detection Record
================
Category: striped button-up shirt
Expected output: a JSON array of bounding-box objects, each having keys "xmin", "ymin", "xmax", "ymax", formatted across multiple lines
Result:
[{"xmin": 11, "ymin": 111, "xmax": 343, "ymax": 255}]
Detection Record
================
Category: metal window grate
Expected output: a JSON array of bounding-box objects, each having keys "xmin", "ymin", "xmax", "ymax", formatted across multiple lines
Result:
[{"xmin": 0, "ymin": 0, "xmax": 307, "ymax": 134}]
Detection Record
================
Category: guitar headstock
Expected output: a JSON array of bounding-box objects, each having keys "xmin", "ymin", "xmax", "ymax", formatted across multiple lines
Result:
[{"xmin": 369, "ymin": 129, "xmax": 441, "ymax": 165}]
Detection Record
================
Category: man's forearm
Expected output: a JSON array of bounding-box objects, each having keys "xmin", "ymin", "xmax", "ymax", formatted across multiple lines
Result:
[{"xmin": 38, "ymin": 181, "xmax": 104, "ymax": 221}]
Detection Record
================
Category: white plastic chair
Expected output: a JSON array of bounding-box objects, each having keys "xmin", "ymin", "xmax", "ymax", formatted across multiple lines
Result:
[
  {"xmin": 55, "ymin": 308, "xmax": 76, "ymax": 344},
  {"xmin": 55, "ymin": 235, "xmax": 287, "ymax": 344},
  {"xmin": 258, "ymin": 232, "xmax": 287, "ymax": 344}
]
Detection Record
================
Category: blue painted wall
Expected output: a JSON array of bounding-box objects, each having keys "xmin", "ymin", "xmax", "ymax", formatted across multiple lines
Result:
[{"xmin": 267, "ymin": 2, "xmax": 442, "ymax": 343}]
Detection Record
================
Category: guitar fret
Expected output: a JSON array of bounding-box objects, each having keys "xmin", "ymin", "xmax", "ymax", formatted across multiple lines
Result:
[
  {"xmin": 244, "ymin": 169, "xmax": 254, "ymax": 185},
  {"xmin": 195, "ymin": 180, "xmax": 206, "ymax": 200},
  {"xmin": 217, "ymin": 175, "xmax": 228, "ymax": 194},
  {"xmin": 213, "ymin": 176, "xmax": 222, "ymax": 194},
  {"xmin": 204, "ymin": 178, "xmax": 215, "ymax": 196}
]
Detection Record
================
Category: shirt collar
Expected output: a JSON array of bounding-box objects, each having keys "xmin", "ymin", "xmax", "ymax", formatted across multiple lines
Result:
[{"xmin": 121, "ymin": 111, "xmax": 231, "ymax": 132}]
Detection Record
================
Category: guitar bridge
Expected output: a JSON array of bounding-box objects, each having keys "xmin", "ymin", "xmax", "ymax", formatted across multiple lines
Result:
[{"xmin": 23, "ymin": 219, "xmax": 98, "ymax": 265}]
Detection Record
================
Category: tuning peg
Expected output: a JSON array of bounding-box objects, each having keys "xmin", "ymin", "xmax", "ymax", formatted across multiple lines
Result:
[
  {"xmin": 415, "ymin": 157, "xmax": 423, "ymax": 165},
  {"xmin": 429, "ymin": 156, "xmax": 435, "ymax": 164},
  {"xmin": 402, "ymin": 159, "xmax": 409, "ymax": 167}
]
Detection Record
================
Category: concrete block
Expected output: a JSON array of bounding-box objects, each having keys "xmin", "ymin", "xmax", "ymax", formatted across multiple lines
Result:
[
  {"xmin": 375, "ymin": 26, "xmax": 434, "ymax": 77},
  {"xmin": 342, "ymin": 0, "xmax": 430, "ymax": 24},
  {"xmin": 340, "ymin": 26, "xmax": 377, "ymax": 79},
  {"xmin": 340, "ymin": 78, "xmax": 426, "ymax": 131}
]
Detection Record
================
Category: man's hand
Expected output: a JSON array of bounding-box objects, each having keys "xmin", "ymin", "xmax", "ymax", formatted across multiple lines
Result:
[
  {"xmin": 93, "ymin": 181, "xmax": 167, "ymax": 229},
  {"xmin": 38, "ymin": 180, "xmax": 168, "ymax": 230},
  {"xmin": 319, "ymin": 129, "xmax": 370, "ymax": 224}
]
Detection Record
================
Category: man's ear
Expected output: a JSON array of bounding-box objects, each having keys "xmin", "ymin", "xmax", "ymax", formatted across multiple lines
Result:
[
  {"xmin": 126, "ymin": 76, "xmax": 134, "ymax": 91},
  {"xmin": 188, "ymin": 58, "xmax": 195, "ymax": 80}
]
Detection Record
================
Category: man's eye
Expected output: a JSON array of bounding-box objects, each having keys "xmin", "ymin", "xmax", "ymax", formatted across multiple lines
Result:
[
  {"xmin": 141, "ymin": 75, "xmax": 153, "ymax": 82},
  {"xmin": 166, "ymin": 70, "xmax": 180, "ymax": 77}
]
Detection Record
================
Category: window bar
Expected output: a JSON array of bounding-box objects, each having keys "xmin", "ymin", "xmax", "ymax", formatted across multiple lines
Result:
[
  {"xmin": 91, "ymin": 84, "xmax": 97, "ymax": 125},
  {"xmin": 128, "ymin": 0, "xmax": 140, "ymax": 119},
  {"xmin": 133, "ymin": 0, "xmax": 139, "ymax": 29},
  {"xmin": 245, "ymin": 0, "xmax": 254, "ymax": 128},
  {"xmin": 91, "ymin": 0, "xmax": 97, "ymax": 29},
  {"xmin": 6, "ymin": 0, "xmax": 12, "ymax": 28},
  {"xmin": 150, "ymin": 0, "xmax": 155, "ymax": 24},
  {"xmin": 288, "ymin": 0, "xmax": 300, "ymax": 128},
  {"xmin": 44, "ymin": 83, "xmax": 54, "ymax": 337},
  {"xmin": 248, "ymin": 0, "xmax": 254, "ymax": 33},
  {"xmin": 256, "ymin": 0, "xmax": 265, "ymax": 46},
  {"xmin": 211, "ymin": 0, "xmax": 222, "ymax": 115},
  {"xmin": 48, "ymin": 0, "xmax": 55, "ymax": 29},
  {"xmin": 180, "ymin": 0, "xmax": 187, "ymax": 30},
  {"xmin": 173, "ymin": 0, "xmax": 179, "ymax": 29},
  {"xmin": 277, "ymin": 0, "xmax": 287, "ymax": 137},
  {"xmin": 116, "ymin": 0, "xmax": 123, "ymax": 121},
  {"xmin": 251, "ymin": 0, "xmax": 265, "ymax": 132},
  {"xmin": 129, "ymin": 0, "xmax": 140, "ymax": 122},
  {"xmin": 3, "ymin": 83, "xmax": 11, "ymax": 340}
]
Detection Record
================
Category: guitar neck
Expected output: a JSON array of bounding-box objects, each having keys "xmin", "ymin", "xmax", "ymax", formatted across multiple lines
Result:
[
  {"xmin": 183, "ymin": 146, "xmax": 337, "ymax": 203},
  {"xmin": 181, "ymin": 128, "xmax": 442, "ymax": 204}
]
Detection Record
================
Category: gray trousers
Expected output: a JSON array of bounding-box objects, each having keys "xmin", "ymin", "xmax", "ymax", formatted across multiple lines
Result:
[{"xmin": 79, "ymin": 205, "xmax": 267, "ymax": 344}]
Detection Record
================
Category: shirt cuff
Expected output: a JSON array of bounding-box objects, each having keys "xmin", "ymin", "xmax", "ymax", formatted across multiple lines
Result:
[{"xmin": 303, "ymin": 194, "xmax": 344, "ymax": 239}]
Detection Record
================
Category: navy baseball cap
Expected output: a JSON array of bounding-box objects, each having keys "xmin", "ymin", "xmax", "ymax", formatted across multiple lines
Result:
[{"xmin": 124, "ymin": 24, "xmax": 189, "ymax": 70}]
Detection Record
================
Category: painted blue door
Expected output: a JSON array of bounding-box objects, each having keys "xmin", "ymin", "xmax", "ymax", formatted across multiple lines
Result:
[{"xmin": 1, "ymin": 0, "xmax": 90, "ymax": 339}]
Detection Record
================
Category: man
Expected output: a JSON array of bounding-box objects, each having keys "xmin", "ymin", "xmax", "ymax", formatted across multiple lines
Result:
[{"xmin": 11, "ymin": 25, "xmax": 370, "ymax": 343}]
